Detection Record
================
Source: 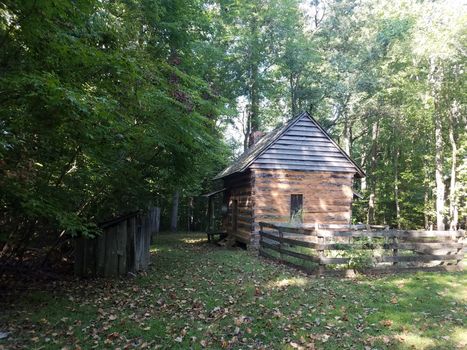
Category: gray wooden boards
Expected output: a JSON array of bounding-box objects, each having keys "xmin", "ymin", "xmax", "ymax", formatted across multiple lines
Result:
[
  {"xmin": 74, "ymin": 208, "xmax": 159, "ymax": 277},
  {"xmin": 258, "ymin": 222, "xmax": 465, "ymax": 276},
  {"xmin": 214, "ymin": 111, "xmax": 365, "ymax": 179}
]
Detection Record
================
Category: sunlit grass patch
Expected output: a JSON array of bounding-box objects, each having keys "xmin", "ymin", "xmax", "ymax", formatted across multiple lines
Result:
[
  {"xmin": 450, "ymin": 327, "xmax": 467, "ymax": 348},
  {"xmin": 180, "ymin": 237, "xmax": 208, "ymax": 244},
  {"xmin": 397, "ymin": 332, "xmax": 436, "ymax": 349},
  {"xmin": 266, "ymin": 276, "xmax": 309, "ymax": 289}
]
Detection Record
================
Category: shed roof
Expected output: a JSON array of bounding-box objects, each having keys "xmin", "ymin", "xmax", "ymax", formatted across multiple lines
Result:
[
  {"xmin": 214, "ymin": 112, "xmax": 365, "ymax": 179},
  {"xmin": 201, "ymin": 188, "xmax": 226, "ymax": 197}
]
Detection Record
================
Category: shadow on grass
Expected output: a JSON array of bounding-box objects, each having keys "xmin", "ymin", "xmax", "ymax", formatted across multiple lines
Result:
[
  {"xmin": 356, "ymin": 272, "xmax": 466, "ymax": 349},
  {"xmin": 149, "ymin": 233, "xmax": 466, "ymax": 349},
  {"xmin": 261, "ymin": 266, "xmax": 466, "ymax": 349},
  {"xmin": 1, "ymin": 232, "xmax": 465, "ymax": 350}
]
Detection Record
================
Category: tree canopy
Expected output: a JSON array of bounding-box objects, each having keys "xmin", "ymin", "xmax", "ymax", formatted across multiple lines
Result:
[{"xmin": 0, "ymin": 0, "xmax": 465, "ymax": 261}]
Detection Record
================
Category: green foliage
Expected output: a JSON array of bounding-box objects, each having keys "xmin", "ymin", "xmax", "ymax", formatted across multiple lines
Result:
[
  {"xmin": 339, "ymin": 237, "xmax": 381, "ymax": 272},
  {"xmin": 289, "ymin": 208, "xmax": 304, "ymax": 224},
  {"xmin": 1, "ymin": 0, "xmax": 465, "ymax": 260},
  {"xmin": 211, "ymin": 0, "xmax": 465, "ymax": 229},
  {"xmin": 0, "ymin": 0, "xmax": 231, "ymax": 252}
]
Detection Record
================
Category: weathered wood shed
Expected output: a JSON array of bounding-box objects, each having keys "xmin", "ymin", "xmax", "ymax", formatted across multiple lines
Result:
[{"xmin": 214, "ymin": 112, "xmax": 365, "ymax": 246}]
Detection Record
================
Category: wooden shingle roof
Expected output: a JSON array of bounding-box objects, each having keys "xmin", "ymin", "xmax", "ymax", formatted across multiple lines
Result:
[{"xmin": 214, "ymin": 112, "xmax": 365, "ymax": 179}]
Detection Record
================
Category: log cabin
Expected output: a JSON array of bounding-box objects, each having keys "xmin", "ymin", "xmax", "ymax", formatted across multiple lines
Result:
[{"xmin": 213, "ymin": 111, "xmax": 365, "ymax": 246}]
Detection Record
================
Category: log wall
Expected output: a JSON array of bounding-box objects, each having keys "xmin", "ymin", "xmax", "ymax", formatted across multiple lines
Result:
[
  {"xmin": 223, "ymin": 169, "xmax": 354, "ymax": 246},
  {"xmin": 223, "ymin": 171, "xmax": 253, "ymax": 244},
  {"xmin": 251, "ymin": 169, "xmax": 354, "ymax": 245}
]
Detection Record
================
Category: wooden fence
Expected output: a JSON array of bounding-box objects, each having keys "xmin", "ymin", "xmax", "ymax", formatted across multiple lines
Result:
[
  {"xmin": 259, "ymin": 222, "xmax": 465, "ymax": 276},
  {"xmin": 74, "ymin": 207, "xmax": 160, "ymax": 277}
]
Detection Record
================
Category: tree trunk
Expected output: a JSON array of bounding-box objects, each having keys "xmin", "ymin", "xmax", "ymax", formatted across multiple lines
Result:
[
  {"xmin": 248, "ymin": 14, "xmax": 260, "ymax": 136},
  {"xmin": 360, "ymin": 149, "xmax": 367, "ymax": 192},
  {"xmin": 170, "ymin": 190, "xmax": 179, "ymax": 232},
  {"xmin": 250, "ymin": 64, "xmax": 260, "ymax": 132},
  {"xmin": 449, "ymin": 101, "xmax": 459, "ymax": 230},
  {"xmin": 361, "ymin": 177, "xmax": 367, "ymax": 192},
  {"xmin": 424, "ymin": 187, "xmax": 430, "ymax": 229},
  {"xmin": 434, "ymin": 110, "xmax": 445, "ymax": 230},
  {"xmin": 290, "ymin": 73, "xmax": 299, "ymax": 116},
  {"xmin": 187, "ymin": 196, "xmax": 194, "ymax": 232},
  {"xmin": 243, "ymin": 64, "xmax": 259, "ymax": 151},
  {"xmin": 394, "ymin": 148, "xmax": 401, "ymax": 229},
  {"xmin": 342, "ymin": 114, "xmax": 352, "ymax": 155},
  {"xmin": 393, "ymin": 116, "xmax": 401, "ymax": 229},
  {"xmin": 430, "ymin": 57, "xmax": 445, "ymax": 231},
  {"xmin": 242, "ymin": 110, "xmax": 251, "ymax": 151},
  {"xmin": 423, "ymin": 167, "xmax": 431, "ymax": 229},
  {"xmin": 367, "ymin": 121, "xmax": 379, "ymax": 225}
]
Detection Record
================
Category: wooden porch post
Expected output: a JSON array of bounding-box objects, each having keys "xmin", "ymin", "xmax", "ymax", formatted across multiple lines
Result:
[{"xmin": 207, "ymin": 196, "xmax": 213, "ymax": 237}]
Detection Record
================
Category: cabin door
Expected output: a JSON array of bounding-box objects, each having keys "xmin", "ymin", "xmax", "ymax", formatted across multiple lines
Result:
[{"xmin": 232, "ymin": 199, "xmax": 238, "ymax": 233}]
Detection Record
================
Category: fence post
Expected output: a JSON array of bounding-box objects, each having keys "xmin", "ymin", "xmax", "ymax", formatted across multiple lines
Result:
[
  {"xmin": 392, "ymin": 234, "xmax": 398, "ymax": 266},
  {"xmin": 259, "ymin": 223, "xmax": 263, "ymax": 250},
  {"xmin": 318, "ymin": 233, "xmax": 324, "ymax": 277},
  {"xmin": 392, "ymin": 226, "xmax": 399, "ymax": 266},
  {"xmin": 127, "ymin": 216, "xmax": 136, "ymax": 273},
  {"xmin": 456, "ymin": 230, "xmax": 464, "ymax": 267},
  {"xmin": 278, "ymin": 227, "xmax": 283, "ymax": 263}
]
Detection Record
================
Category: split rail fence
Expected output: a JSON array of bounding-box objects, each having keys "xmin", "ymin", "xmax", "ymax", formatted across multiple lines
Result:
[{"xmin": 259, "ymin": 222, "xmax": 465, "ymax": 276}]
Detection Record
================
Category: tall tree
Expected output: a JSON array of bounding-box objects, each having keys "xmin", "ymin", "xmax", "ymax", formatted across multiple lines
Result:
[{"xmin": 0, "ymin": 0, "xmax": 229, "ymax": 260}]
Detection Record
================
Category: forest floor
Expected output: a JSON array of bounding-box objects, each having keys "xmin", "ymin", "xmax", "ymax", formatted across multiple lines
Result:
[{"xmin": 1, "ymin": 232, "xmax": 466, "ymax": 350}]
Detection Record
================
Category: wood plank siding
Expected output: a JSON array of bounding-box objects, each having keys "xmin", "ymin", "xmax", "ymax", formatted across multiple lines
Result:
[
  {"xmin": 215, "ymin": 112, "xmax": 364, "ymax": 180},
  {"xmin": 250, "ymin": 116, "xmax": 358, "ymax": 172}
]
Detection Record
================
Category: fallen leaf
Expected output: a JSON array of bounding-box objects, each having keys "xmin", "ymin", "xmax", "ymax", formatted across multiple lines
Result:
[{"xmin": 380, "ymin": 319, "xmax": 393, "ymax": 327}]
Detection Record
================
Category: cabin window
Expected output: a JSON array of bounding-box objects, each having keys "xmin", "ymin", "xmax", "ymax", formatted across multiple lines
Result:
[{"xmin": 290, "ymin": 194, "xmax": 303, "ymax": 223}]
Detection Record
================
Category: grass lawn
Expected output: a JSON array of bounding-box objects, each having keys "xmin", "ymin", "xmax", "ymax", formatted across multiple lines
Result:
[{"xmin": 1, "ymin": 232, "xmax": 466, "ymax": 349}]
